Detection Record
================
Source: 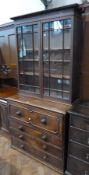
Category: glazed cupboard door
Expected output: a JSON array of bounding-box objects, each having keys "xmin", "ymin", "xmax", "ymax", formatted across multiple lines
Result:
[
  {"xmin": 42, "ymin": 18, "xmax": 72, "ymax": 101},
  {"xmin": 16, "ymin": 24, "xmax": 40, "ymax": 94}
]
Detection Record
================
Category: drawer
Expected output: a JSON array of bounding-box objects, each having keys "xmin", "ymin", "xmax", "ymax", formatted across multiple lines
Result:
[
  {"xmin": 12, "ymin": 136, "xmax": 63, "ymax": 172},
  {"xmin": 9, "ymin": 118, "xmax": 62, "ymax": 148},
  {"xmin": 10, "ymin": 128, "xmax": 62, "ymax": 158},
  {"xmin": 69, "ymin": 141, "xmax": 89, "ymax": 163},
  {"xmin": 70, "ymin": 114, "xmax": 89, "ymax": 132},
  {"xmin": 67, "ymin": 155, "xmax": 89, "ymax": 175},
  {"xmin": 69, "ymin": 127, "xmax": 89, "ymax": 147},
  {"xmin": 9, "ymin": 104, "xmax": 63, "ymax": 134}
]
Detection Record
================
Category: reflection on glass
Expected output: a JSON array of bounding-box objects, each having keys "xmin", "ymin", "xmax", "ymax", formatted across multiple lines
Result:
[
  {"xmin": 64, "ymin": 19, "xmax": 72, "ymax": 49},
  {"xmin": 50, "ymin": 30, "xmax": 63, "ymax": 50},
  {"xmin": 43, "ymin": 32, "xmax": 48, "ymax": 50},
  {"xmin": 22, "ymin": 25, "xmax": 32, "ymax": 33},
  {"xmin": 50, "ymin": 21, "xmax": 63, "ymax": 31}
]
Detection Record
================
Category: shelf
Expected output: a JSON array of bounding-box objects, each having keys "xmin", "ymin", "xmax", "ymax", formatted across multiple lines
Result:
[
  {"xmin": 43, "ymin": 48, "xmax": 70, "ymax": 51},
  {"xmin": 44, "ymin": 73, "xmax": 70, "ymax": 79},
  {"xmin": 19, "ymin": 59, "xmax": 39, "ymax": 62},
  {"xmin": 43, "ymin": 26, "xmax": 71, "ymax": 32},
  {"xmin": 19, "ymin": 71, "xmax": 70, "ymax": 79},
  {"xmin": 44, "ymin": 87, "xmax": 70, "ymax": 93},
  {"xmin": 43, "ymin": 60, "xmax": 71, "ymax": 62},
  {"xmin": 19, "ymin": 72, "xmax": 39, "ymax": 76},
  {"xmin": 18, "ymin": 48, "xmax": 38, "ymax": 51},
  {"xmin": 20, "ymin": 84, "xmax": 39, "ymax": 88}
]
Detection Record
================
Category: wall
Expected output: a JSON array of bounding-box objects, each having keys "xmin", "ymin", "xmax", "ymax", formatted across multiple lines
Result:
[{"xmin": 0, "ymin": 0, "xmax": 44, "ymax": 25}]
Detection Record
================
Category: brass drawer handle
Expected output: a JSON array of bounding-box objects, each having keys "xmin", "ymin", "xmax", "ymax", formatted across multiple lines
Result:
[
  {"xmin": 41, "ymin": 135, "xmax": 48, "ymax": 141},
  {"xmin": 41, "ymin": 118, "xmax": 47, "ymax": 125},
  {"xmin": 26, "ymin": 118, "xmax": 31, "ymax": 124},
  {"xmin": 20, "ymin": 144, "xmax": 24, "ymax": 149},
  {"xmin": 18, "ymin": 125, "xmax": 23, "ymax": 130},
  {"xmin": 16, "ymin": 110, "xmax": 22, "ymax": 116},
  {"xmin": 43, "ymin": 155, "xmax": 47, "ymax": 160},
  {"xmin": 19, "ymin": 135, "xmax": 24, "ymax": 140},
  {"xmin": 42, "ymin": 145, "xmax": 48, "ymax": 150}
]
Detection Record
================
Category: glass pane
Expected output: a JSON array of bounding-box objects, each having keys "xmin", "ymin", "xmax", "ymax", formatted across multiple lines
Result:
[
  {"xmin": 19, "ymin": 61, "xmax": 23, "ymax": 73},
  {"xmin": 33, "ymin": 24, "xmax": 38, "ymax": 32},
  {"xmin": 17, "ymin": 27, "xmax": 22, "ymax": 59},
  {"xmin": 34, "ymin": 32, "xmax": 39, "ymax": 60},
  {"xmin": 22, "ymin": 25, "xmax": 32, "ymax": 33},
  {"xmin": 63, "ymin": 62, "xmax": 71, "ymax": 76},
  {"xmin": 50, "ymin": 62, "xmax": 62, "ymax": 75},
  {"xmin": 63, "ymin": 92, "xmax": 70, "ymax": 100},
  {"xmin": 50, "ymin": 90, "xmax": 62, "ymax": 99},
  {"xmin": 42, "ymin": 19, "xmax": 72, "ymax": 101},
  {"xmin": 19, "ymin": 74, "xmax": 24, "ymax": 84},
  {"xmin": 64, "ymin": 19, "xmax": 72, "ymax": 29},
  {"xmin": 63, "ymin": 79, "xmax": 70, "ymax": 91},
  {"xmin": 43, "ymin": 31, "xmax": 48, "ymax": 50},
  {"xmin": 23, "ymin": 61, "xmax": 33, "ymax": 72},
  {"xmin": 43, "ymin": 51, "xmax": 49, "ymax": 61},
  {"xmin": 23, "ymin": 33, "xmax": 32, "ymax": 58},
  {"xmin": 50, "ymin": 29, "xmax": 63, "ymax": 50},
  {"xmin": 43, "ymin": 23, "xmax": 49, "ymax": 31},
  {"xmin": 50, "ymin": 78, "xmax": 62, "ymax": 90},
  {"xmin": 64, "ymin": 19, "xmax": 72, "ymax": 49},
  {"xmin": 17, "ymin": 27, "xmax": 22, "ymax": 34},
  {"xmin": 17, "ymin": 24, "xmax": 39, "ymax": 94},
  {"xmin": 64, "ymin": 50, "xmax": 71, "ymax": 61},
  {"xmin": 50, "ymin": 20, "xmax": 63, "ymax": 51},
  {"xmin": 50, "ymin": 50, "xmax": 63, "ymax": 61},
  {"xmin": 50, "ymin": 21, "xmax": 63, "ymax": 30},
  {"xmin": 34, "ymin": 33, "xmax": 39, "ymax": 50}
]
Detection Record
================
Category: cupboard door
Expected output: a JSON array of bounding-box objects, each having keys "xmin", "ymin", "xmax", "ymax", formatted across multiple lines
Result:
[
  {"xmin": 16, "ymin": 24, "xmax": 40, "ymax": 94},
  {"xmin": 42, "ymin": 19, "xmax": 72, "ymax": 100}
]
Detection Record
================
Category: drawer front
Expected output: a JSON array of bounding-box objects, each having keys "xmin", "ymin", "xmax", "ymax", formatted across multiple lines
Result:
[
  {"xmin": 12, "ymin": 136, "xmax": 63, "ymax": 172},
  {"xmin": 67, "ymin": 156, "xmax": 89, "ymax": 175},
  {"xmin": 9, "ymin": 118, "xmax": 62, "ymax": 147},
  {"xmin": 70, "ymin": 114, "xmax": 89, "ymax": 132},
  {"xmin": 69, "ymin": 141, "xmax": 89, "ymax": 163},
  {"xmin": 10, "ymin": 128, "xmax": 62, "ymax": 158},
  {"xmin": 69, "ymin": 127, "xmax": 89, "ymax": 146},
  {"xmin": 9, "ymin": 104, "xmax": 63, "ymax": 134}
]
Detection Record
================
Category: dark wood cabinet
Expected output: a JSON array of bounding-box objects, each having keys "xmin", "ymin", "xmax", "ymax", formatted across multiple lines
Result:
[
  {"xmin": 0, "ymin": 99, "xmax": 9, "ymax": 132},
  {"xmin": 65, "ymin": 104, "xmax": 89, "ymax": 175},
  {"xmin": 7, "ymin": 97, "xmax": 70, "ymax": 173},
  {"xmin": 6, "ymin": 4, "xmax": 82, "ymax": 174},
  {"xmin": 12, "ymin": 4, "xmax": 82, "ymax": 103}
]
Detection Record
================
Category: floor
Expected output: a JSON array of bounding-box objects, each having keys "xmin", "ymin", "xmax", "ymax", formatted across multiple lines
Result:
[{"xmin": 0, "ymin": 131, "xmax": 60, "ymax": 175}]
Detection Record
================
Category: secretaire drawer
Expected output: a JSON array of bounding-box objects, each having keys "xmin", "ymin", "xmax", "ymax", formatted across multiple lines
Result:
[
  {"xmin": 69, "ymin": 127, "xmax": 89, "ymax": 147},
  {"xmin": 9, "ymin": 118, "xmax": 63, "ymax": 147},
  {"xmin": 10, "ymin": 128, "xmax": 63, "ymax": 158},
  {"xmin": 70, "ymin": 114, "xmax": 89, "ymax": 132},
  {"xmin": 12, "ymin": 137, "xmax": 63, "ymax": 172},
  {"xmin": 69, "ymin": 141, "xmax": 89, "ymax": 163},
  {"xmin": 9, "ymin": 104, "xmax": 64, "ymax": 134}
]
